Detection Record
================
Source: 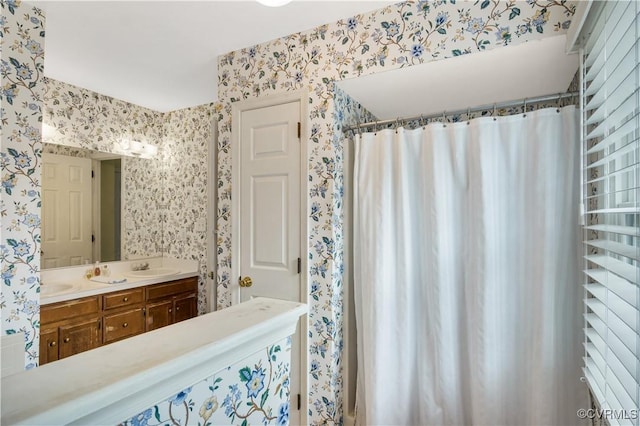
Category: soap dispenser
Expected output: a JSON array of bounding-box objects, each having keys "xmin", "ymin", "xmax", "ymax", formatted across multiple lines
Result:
[{"xmin": 94, "ymin": 262, "xmax": 101, "ymax": 277}]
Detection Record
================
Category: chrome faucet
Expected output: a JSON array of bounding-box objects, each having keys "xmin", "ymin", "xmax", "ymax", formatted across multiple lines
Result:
[{"xmin": 131, "ymin": 262, "xmax": 150, "ymax": 271}]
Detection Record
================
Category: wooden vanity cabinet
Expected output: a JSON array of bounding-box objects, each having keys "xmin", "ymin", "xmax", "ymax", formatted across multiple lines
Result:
[
  {"xmin": 39, "ymin": 296, "xmax": 101, "ymax": 365},
  {"xmin": 145, "ymin": 277, "xmax": 198, "ymax": 331},
  {"xmin": 40, "ymin": 277, "xmax": 199, "ymax": 365}
]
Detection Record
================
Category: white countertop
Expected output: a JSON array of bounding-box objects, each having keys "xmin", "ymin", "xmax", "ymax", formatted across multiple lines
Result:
[
  {"xmin": 2, "ymin": 297, "xmax": 307, "ymax": 425},
  {"xmin": 40, "ymin": 257, "xmax": 199, "ymax": 304}
]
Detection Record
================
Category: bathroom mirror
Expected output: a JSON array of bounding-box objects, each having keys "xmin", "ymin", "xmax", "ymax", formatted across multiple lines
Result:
[{"xmin": 41, "ymin": 143, "xmax": 122, "ymax": 269}]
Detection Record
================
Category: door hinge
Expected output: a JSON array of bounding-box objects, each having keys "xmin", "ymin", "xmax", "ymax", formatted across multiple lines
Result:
[
  {"xmin": 297, "ymin": 122, "xmax": 301, "ymax": 139},
  {"xmin": 91, "ymin": 234, "xmax": 95, "ymax": 243},
  {"xmin": 297, "ymin": 393, "xmax": 301, "ymax": 410},
  {"xmin": 297, "ymin": 257, "xmax": 301, "ymax": 274},
  {"xmin": 91, "ymin": 170, "xmax": 95, "ymax": 178},
  {"xmin": 97, "ymin": 319, "xmax": 101, "ymax": 330}
]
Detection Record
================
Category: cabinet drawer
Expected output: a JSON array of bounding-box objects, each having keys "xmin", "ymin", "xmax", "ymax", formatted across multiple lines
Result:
[
  {"xmin": 41, "ymin": 296, "xmax": 100, "ymax": 324},
  {"xmin": 146, "ymin": 278, "xmax": 197, "ymax": 301},
  {"xmin": 103, "ymin": 288, "xmax": 144, "ymax": 310},
  {"xmin": 103, "ymin": 308, "xmax": 144, "ymax": 344}
]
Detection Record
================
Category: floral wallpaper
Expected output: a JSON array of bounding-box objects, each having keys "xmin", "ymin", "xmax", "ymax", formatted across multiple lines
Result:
[
  {"xmin": 42, "ymin": 77, "xmax": 162, "ymax": 151},
  {"xmin": 163, "ymin": 104, "xmax": 214, "ymax": 314},
  {"xmin": 120, "ymin": 338, "xmax": 291, "ymax": 426},
  {"xmin": 215, "ymin": 1, "xmax": 577, "ymax": 424},
  {"xmin": 0, "ymin": 0, "xmax": 46, "ymax": 369}
]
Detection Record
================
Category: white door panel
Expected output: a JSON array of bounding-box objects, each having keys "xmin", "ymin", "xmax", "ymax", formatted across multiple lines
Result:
[
  {"xmin": 41, "ymin": 154, "xmax": 92, "ymax": 268},
  {"xmin": 240, "ymin": 101, "xmax": 301, "ymax": 303},
  {"xmin": 252, "ymin": 175, "xmax": 288, "ymax": 268},
  {"xmin": 238, "ymin": 99, "xmax": 303, "ymax": 422}
]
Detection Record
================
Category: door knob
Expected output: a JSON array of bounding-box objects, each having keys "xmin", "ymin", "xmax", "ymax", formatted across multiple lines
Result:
[
  {"xmin": 207, "ymin": 271, "xmax": 215, "ymax": 280},
  {"xmin": 239, "ymin": 276, "xmax": 253, "ymax": 288}
]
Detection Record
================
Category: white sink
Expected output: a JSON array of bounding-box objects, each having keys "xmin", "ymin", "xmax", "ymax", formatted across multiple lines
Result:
[
  {"xmin": 125, "ymin": 268, "xmax": 180, "ymax": 278},
  {"xmin": 41, "ymin": 283, "xmax": 75, "ymax": 296}
]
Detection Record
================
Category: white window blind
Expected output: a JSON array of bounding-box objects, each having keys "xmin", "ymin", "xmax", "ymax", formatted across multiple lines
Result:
[{"xmin": 582, "ymin": 1, "xmax": 640, "ymax": 425}]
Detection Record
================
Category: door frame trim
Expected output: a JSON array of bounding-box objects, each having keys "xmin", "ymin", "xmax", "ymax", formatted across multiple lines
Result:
[
  {"xmin": 230, "ymin": 89, "xmax": 309, "ymax": 422},
  {"xmin": 207, "ymin": 118, "xmax": 218, "ymax": 312}
]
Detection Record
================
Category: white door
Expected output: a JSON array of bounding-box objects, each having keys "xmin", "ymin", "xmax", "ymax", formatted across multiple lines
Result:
[
  {"xmin": 41, "ymin": 154, "xmax": 92, "ymax": 268},
  {"xmin": 237, "ymin": 99, "xmax": 303, "ymax": 421}
]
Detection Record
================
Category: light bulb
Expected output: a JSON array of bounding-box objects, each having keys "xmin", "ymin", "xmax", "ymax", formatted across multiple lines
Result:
[
  {"xmin": 129, "ymin": 141, "xmax": 143, "ymax": 155},
  {"xmin": 143, "ymin": 143, "xmax": 158, "ymax": 157}
]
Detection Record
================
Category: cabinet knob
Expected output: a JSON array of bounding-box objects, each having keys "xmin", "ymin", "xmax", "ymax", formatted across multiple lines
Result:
[
  {"xmin": 169, "ymin": 308, "xmax": 172, "ymax": 313},
  {"xmin": 176, "ymin": 306, "xmax": 180, "ymax": 311},
  {"xmin": 63, "ymin": 337, "xmax": 70, "ymax": 343},
  {"xmin": 122, "ymin": 322, "xmax": 128, "ymax": 328},
  {"xmin": 123, "ymin": 297, "xmax": 129, "ymax": 302},
  {"xmin": 49, "ymin": 341, "xmax": 57, "ymax": 347}
]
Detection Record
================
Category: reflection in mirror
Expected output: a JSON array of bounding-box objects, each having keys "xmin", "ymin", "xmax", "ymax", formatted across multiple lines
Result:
[
  {"xmin": 41, "ymin": 143, "xmax": 122, "ymax": 269},
  {"xmin": 100, "ymin": 159, "xmax": 121, "ymax": 262}
]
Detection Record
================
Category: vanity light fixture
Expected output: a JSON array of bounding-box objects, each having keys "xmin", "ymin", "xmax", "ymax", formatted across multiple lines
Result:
[
  {"xmin": 42, "ymin": 123, "xmax": 56, "ymax": 141},
  {"xmin": 119, "ymin": 139, "xmax": 158, "ymax": 158},
  {"xmin": 256, "ymin": 0, "xmax": 292, "ymax": 6}
]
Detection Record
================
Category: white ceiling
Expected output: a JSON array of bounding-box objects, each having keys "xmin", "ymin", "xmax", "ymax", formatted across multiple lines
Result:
[
  {"xmin": 337, "ymin": 35, "xmax": 579, "ymax": 121},
  {"xmin": 39, "ymin": 1, "xmax": 398, "ymax": 112},
  {"xmin": 40, "ymin": 2, "xmax": 578, "ymax": 116}
]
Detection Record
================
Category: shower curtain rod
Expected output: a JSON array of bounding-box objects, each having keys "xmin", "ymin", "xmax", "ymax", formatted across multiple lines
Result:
[{"xmin": 343, "ymin": 91, "xmax": 579, "ymax": 133}]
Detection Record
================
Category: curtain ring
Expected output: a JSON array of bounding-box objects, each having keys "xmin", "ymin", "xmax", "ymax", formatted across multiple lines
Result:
[
  {"xmin": 556, "ymin": 93, "xmax": 562, "ymax": 112},
  {"xmin": 395, "ymin": 117, "xmax": 400, "ymax": 133},
  {"xmin": 467, "ymin": 107, "xmax": 471, "ymax": 125},
  {"xmin": 493, "ymin": 103, "xmax": 497, "ymax": 121},
  {"xmin": 442, "ymin": 111, "xmax": 447, "ymax": 127},
  {"xmin": 374, "ymin": 120, "xmax": 379, "ymax": 135},
  {"xmin": 523, "ymin": 98, "xmax": 527, "ymax": 117},
  {"xmin": 420, "ymin": 114, "xmax": 425, "ymax": 128}
]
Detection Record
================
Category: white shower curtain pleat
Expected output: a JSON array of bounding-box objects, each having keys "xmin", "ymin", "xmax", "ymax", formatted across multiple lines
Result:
[{"xmin": 353, "ymin": 106, "xmax": 587, "ymax": 426}]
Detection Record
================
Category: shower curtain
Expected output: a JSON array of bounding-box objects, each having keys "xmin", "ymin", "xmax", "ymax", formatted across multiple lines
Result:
[{"xmin": 353, "ymin": 106, "xmax": 587, "ymax": 426}]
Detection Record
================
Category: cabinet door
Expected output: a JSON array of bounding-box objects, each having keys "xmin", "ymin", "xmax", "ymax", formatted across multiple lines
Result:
[
  {"xmin": 39, "ymin": 327, "xmax": 59, "ymax": 365},
  {"xmin": 103, "ymin": 308, "xmax": 145, "ymax": 344},
  {"xmin": 174, "ymin": 294, "xmax": 197, "ymax": 324},
  {"xmin": 59, "ymin": 318, "xmax": 100, "ymax": 359},
  {"xmin": 146, "ymin": 300, "xmax": 172, "ymax": 332}
]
